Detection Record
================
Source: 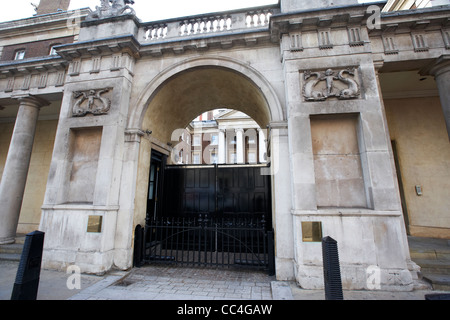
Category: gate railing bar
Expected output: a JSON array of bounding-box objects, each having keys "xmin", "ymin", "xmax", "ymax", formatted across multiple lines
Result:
[{"xmin": 145, "ymin": 216, "xmax": 271, "ymax": 271}]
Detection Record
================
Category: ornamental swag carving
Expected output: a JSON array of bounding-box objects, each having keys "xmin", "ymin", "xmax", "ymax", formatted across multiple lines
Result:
[
  {"xmin": 303, "ymin": 68, "xmax": 360, "ymax": 101},
  {"xmin": 72, "ymin": 88, "xmax": 112, "ymax": 117}
]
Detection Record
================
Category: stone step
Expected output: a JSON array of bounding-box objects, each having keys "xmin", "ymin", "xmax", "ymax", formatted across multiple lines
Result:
[
  {"xmin": 409, "ymin": 236, "xmax": 450, "ymax": 261},
  {"xmin": 0, "ymin": 253, "xmax": 21, "ymax": 262},
  {"xmin": 410, "ymin": 248, "xmax": 450, "ymax": 261},
  {"xmin": 0, "ymin": 236, "xmax": 24, "ymax": 262},
  {"xmin": 415, "ymin": 259, "xmax": 450, "ymax": 275},
  {"xmin": 0, "ymin": 243, "xmax": 23, "ymax": 254},
  {"xmin": 423, "ymin": 274, "xmax": 450, "ymax": 291},
  {"xmin": 15, "ymin": 235, "xmax": 26, "ymax": 245},
  {"xmin": 411, "ymin": 250, "xmax": 449, "ymax": 260}
]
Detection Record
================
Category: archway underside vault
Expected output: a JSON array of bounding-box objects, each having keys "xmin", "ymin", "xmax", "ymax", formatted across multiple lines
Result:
[{"xmin": 142, "ymin": 66, "xmax": 272, "ymax": 144}]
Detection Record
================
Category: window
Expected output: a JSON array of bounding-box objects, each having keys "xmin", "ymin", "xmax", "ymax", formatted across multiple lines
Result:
[
  {"xmin": 49, "ymin": 44, "xmax": 61, "ymax": 56},
  {"xmin": 248, "ymin": 152, "xmax": 256, "ymax": 164},
  {"xmin": 192, "ymin": 153, "xmax": 201, "ymax": 164},
  {"xmin": 14, "ymin": 49, "xmax": 25, "ymax": 60},
  {"xmin": 229, "ymin": 152, "xmax": 237, "ymax": 164},
  {"xmin": 210, "ymin": 134, "xmax": 218, "ymax": 145},
  {"xmin": 193, "ymin": 135, "xmax": 201, "ymax": 146},
  {"xmin": 211, "ymin": 151, "xmax": 218, "ymax": 164}
]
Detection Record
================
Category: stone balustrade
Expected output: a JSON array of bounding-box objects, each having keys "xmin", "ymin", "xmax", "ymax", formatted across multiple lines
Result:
[{"xmin": 142, "ymin": 7, "xmax": 276, "ymax": 42}]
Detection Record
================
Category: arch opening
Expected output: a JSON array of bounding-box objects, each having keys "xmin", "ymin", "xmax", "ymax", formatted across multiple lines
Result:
[
  {"xmin": 141, "ymin": 66, "xmax": 273, "ymax": 145},
  {"xmin": 170, "ymin": 108, "xmax": 268, "ymax": 166}
]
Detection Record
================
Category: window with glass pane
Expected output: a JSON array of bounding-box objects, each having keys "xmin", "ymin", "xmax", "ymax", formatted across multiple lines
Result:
[{"xmin": 14, "ymin": 50, "xmax": 25, "ymax": 60}]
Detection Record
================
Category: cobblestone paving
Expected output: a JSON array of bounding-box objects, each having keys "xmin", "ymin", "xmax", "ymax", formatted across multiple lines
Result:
[{"xmin": 71, "ymin": 265, "xmax": 275, "ymax": 300}]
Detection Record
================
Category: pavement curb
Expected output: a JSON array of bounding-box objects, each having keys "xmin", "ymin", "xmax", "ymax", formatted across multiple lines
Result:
[
  {"xmin": 68, "ymin": 271, "xmax": 130, "ymax": 300},
  {"xmin": 271, "ymin": 281, "xmax": 294, "ymax": 300}
]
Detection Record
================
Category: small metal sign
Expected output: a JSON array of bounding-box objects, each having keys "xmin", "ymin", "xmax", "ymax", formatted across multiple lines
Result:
[
  {"xmin": 87, "ymin": 215, "xmax": 103, "ymax": 233},
  {"xmin": 302, "ymin": 221, "xmax": 323, "ymax": 242}
]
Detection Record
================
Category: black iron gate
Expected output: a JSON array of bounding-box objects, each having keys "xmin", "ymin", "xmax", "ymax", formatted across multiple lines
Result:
[{"xmin": 143, "ymin": 164, "xmax": 274, "ymax": 275}]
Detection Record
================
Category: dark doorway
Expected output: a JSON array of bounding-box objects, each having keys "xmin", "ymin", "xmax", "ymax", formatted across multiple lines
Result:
[{"xmin": 159, "ymin": 164, "xmax": 272, "ymax": 224}]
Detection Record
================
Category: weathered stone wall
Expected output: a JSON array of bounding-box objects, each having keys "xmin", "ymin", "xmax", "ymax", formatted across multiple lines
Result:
[{"xmin": 385, "ymin": 96, "xmax": 450, "ymax": 239}]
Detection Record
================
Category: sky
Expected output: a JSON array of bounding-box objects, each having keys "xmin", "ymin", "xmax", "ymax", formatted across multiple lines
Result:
[
  {"xmin": 0, "ymin": 0, "xmax": 277, "ymax": 23},
  {"xmin": 0, "ymin": 0, "xmax": 372, "ymax": 23}
]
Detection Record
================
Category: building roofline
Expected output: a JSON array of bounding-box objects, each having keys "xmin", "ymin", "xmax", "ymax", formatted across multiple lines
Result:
[
  {"xmin": 139, "ymin": 3, "xmax": 280, "ymax": 27},
  {"xmin": 271, "ymin": 1, "xmax": 388, "ymax": 19},
  {"xmin": 0, "ymin": 8, "xmax": 90, "ymax": 31}
]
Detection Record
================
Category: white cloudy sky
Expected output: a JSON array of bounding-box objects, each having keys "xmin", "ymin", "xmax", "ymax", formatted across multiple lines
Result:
[{"xmin": 0, "ymin": 0, "xmax": 372, "ymax": 23}]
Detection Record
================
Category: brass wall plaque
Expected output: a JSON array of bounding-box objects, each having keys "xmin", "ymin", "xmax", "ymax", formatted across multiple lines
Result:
[
  {"xmin": 87, "ymin": 215, "xmax": 103, "ymax": 233},
  {"xmin": 302, "ymin": 221, "xmax": 323, "ymax": 242}
]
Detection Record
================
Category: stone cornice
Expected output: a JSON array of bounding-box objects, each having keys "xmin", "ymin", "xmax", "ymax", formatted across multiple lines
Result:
[
  {"xmin": 0, "ymin": 56, "xmax": 67, "ymax": 77},
  {"xmin": 270, "ymin": 3, "xmax": 450, "ymax": 36},
  {"xmin": 420, "ymin": 54, "xmax": 450, "ymax": 77},
  {"xmin": 370, "ymin": 6, "xmax": 450, "ymax": 35},
  {"xmin": 270, "ymin": 2, "xmax": 379, "ymax": 35},
  {"xmin": 81, "ymin": 13, "xmax": 141, "ymax": 28},
  {"xmin": 139, "ymin": 30, "xmax": 273, "ymax": 57},
  {"xmin": 55, "ymin": 34, "xmax": 141, "ymax": 60}
]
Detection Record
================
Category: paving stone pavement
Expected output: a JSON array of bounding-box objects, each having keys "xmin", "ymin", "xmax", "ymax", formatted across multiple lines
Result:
[
  {"xmin": 70, "ymin": 265, "xmax": 276, "ymax": 300},
  {"xmin": 2, "ymin": 260, "xmax": 449, "ymax": 301}
]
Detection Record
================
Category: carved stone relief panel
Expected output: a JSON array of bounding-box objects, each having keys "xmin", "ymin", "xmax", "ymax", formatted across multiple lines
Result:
[
  {"xmin": 303, "ymin": 68, "xmax": 360, "ymax": 102},
  {"xmin": 72, "ymin": 88, "xmax": 112, "ymax": 117}
]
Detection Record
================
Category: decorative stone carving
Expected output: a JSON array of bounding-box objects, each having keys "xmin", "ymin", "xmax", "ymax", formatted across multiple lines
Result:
[
  {"xmin": 86, "ymin": 0, "xmax": 136, "ymax": 21},
  {"xmin": 73, "ymin": 88, "xmax": 112, "ymax": 117},
  {"xmin": 303, "ymin": 68, "xmax": 360, "ymax": 101}
]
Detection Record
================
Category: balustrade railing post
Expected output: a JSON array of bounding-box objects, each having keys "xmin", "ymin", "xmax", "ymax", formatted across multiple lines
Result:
[{"xmin": 142, "ymin": 8, "xmax": 275, "ymax": 43}]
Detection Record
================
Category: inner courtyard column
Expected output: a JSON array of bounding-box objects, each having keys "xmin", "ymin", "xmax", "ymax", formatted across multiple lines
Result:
[
  {"xmin": 236, "ymin": 128, "xmax": 244, "ymax": 164},
  {"xmin": 422, "ymin": 55, "xmax": 450, "ymax": 140},
  {"xmin": 218, "ymin": 129, "xmax": 226, "ymax": 164},
  {"xmin": 0, "ymin": 95, "xmax": 48, "ymax": 244}
]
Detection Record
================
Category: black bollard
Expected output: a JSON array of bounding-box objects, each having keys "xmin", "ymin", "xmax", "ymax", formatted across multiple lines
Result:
[
  {"xmin": 322, "ymin": 236, "xmax": 343, "ymax": 300},
  {"xmin": 133, "ymin": 225, "xmax": 144, "ymax": 267},
  {"xmin": 10, "ymin": 231, "xmax": 45, "ymax": 300}
]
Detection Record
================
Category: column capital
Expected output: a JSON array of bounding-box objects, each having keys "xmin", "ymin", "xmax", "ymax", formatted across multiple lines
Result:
[
  {"xmin": 235, "ymin": 128, "xmax": 244, "ymax": 133},
  {"xmin": 124, "ymin": 128, "xmax": 145, "ymax": 143},
  {"xmin": 373, "ymin": 59, "xmax": 385, "ymax": 74},
  {"xmin": 420, "ymin": 54, "xmax": 450, "ymax": 78},
  {"xmin": 14, "ymin": 95, "xmax": 50, "ymax": 109}
]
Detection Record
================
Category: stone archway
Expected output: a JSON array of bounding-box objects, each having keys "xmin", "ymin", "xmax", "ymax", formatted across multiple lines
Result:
[
  {"xmin": 128, "ymin": 55, "xmax": 284, "ymax": 133},
  {"xmin": 120, "ymin": 55, "xmax": 291, "ymax": 277}
]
